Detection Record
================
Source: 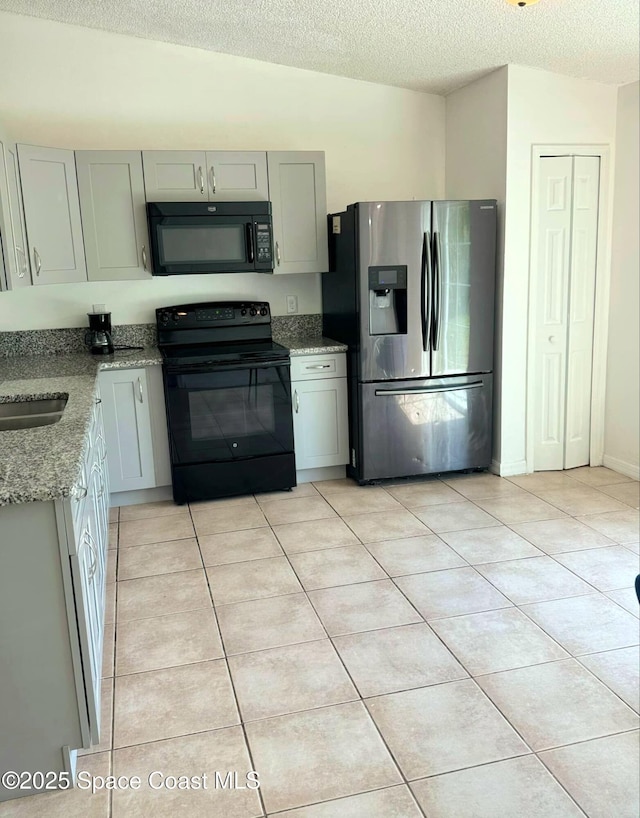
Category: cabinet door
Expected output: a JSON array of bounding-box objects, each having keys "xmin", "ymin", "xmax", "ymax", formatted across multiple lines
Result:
[
  {"xmin": 267, "ymin": 151, "xmax": 328, "ymax": 274},
  {"xmin": 99, "ymin": 368, "xmax": 157, "ymax": 493},
  {"xmin": 292, "ymin": 377, "xmax": 349, "ymax": 470},
  {"xmin": 71, "ymin": 475, "xmax": 105, "ymax": 744},
  {"xmin": 77, "ymin": 150, "xmax": 151, "ymax": 281},
  {"xmin": 205, "ymin": 151, "xmax": 268, "ymax": 201},
  {"xmin": 4, "ymin": 141, "xmax": 32, "ymax": 287},
  {"xmin": 0, "ymin": 132, "xmax": 16, "ymax": 290},
  {"xmin": 146, "ymin": 364, "xmax": 172, "ymax": 487},
  {"xmin": 18, "ymin": 144, "xmax": 87, "ymax": 285},
  {"xmin": 142, "ymin": 150, "xmax": 207, "ymax": 201}
]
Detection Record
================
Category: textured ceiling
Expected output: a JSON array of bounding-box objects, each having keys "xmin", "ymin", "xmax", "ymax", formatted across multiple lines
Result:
[{"xmin": 0, "ymin": 0, "xmax": 637, "ymax": 94}]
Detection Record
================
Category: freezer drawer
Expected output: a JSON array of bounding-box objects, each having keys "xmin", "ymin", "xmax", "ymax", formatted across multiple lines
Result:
[{"xmin": 358, "ymin": 374, "xmax": 492, "ymax": 480}]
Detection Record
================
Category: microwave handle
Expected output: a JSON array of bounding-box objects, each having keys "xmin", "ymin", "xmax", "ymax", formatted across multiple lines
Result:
[{"xmin": 245, "ymin": 223, "xmax": 255, "ymax": 263}]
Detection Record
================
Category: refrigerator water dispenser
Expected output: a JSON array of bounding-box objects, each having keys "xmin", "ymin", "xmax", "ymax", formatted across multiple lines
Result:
[{"xmin": 368, "ymin": 266, "xmax": 408, "ymax": 335}]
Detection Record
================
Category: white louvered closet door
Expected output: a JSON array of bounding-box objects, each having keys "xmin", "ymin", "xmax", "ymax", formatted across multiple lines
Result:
[{"xmin": 533, "ymin": 155, "xmax": 600, "ymax": 471}]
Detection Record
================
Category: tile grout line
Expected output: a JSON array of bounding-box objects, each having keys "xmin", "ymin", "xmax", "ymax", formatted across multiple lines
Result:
[
  {"xmin": 255, "ymin": 507, "xmax": 431, "ymax": 818},
  {"xmin": 109, "ymin": 482, "xmax": 638, "ymax": 816},
  {"xmin": 189, "ymin": 500, "xmax": 269, "ymax": 818}
]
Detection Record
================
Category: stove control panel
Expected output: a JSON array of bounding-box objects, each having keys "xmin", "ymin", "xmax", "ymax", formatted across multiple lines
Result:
[
  {"xmin": 157, "ymin": 302, "xmax": 271, "ymax": 330},
  {"xmin": 195, "ymin": 306, "xmax": 235, "ymax": 322}
]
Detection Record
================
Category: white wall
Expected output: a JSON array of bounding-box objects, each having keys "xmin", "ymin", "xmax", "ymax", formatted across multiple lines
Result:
[
  {"xmin": 502, "ymin": 65, "xmax": 618, "ymax": 475},
  {"xmin": 0, "ymin": 11, "xmax": 445, "ymax": 330},
  {"xmin": 604, "ymin": 82, "xmax": 639, "ymax": 478},
  {"xmin": 445, "ymin": 67, "xmax": 508, "ymax": 468},
  {"xmin": 445, "ymin": 65, "xmax": 619, "ymax": 475}
]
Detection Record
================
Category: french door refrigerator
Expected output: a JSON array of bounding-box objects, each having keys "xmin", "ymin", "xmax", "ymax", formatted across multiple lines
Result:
[{"xmin": 322, "ymin": 200, "xmax": 497, "ymax": 482}]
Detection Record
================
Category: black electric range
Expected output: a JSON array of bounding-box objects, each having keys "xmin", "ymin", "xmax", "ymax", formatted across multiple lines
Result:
[{"xmin": 157, "ymin": 301, "xmax": 296, "ymax": 504}]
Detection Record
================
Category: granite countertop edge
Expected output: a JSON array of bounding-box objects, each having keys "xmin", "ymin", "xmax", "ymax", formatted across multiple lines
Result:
[
  {"xmin": 276, "ymin": 335, "xmax": 348, "ymax": 356},
  {"xmin": 0, "ymin": 339, "xmax": 347, "ymax": 506}
]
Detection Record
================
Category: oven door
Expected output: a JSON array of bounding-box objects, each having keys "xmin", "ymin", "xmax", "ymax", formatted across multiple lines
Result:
[{"xmin": 163, "ymin": 360, "xmax": 294, "ymax": 465}]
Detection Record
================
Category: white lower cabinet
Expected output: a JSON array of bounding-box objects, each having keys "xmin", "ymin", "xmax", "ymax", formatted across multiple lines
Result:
[
  {"xmin": 291, "ymin": 353, "xmax": 349, "ymax": 470},
  {"xmin": 99, "ymin": 366, "xmax": 171, "ymax": 496},
  {"xmin": 0, "ymin": 392, "xmax": 109, "ymax": 800},
  {"xmin": 67, "ymin": 401, "xmax": 108, "ymax": 745}
]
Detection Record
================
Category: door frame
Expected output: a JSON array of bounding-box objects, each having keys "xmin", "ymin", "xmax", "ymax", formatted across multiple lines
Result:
[{"xmin": 525, "ymin": 144, "xmax": 613, "ymax": 473}]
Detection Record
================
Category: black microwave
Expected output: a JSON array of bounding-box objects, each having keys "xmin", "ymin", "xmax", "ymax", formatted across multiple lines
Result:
[{"xmin": 147, "ymin": 201, "xmax": 274, "ymax": 275}]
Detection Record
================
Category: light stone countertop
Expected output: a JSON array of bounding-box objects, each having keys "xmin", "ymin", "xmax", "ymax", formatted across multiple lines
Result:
[
  {"xmin": 0, "ymin": 349, "xmax": 162, "ymax": 506},
  {"xmin": 276, "ymin": 334, "xmax": 347, "ymax": 356},
  {"xmin": 0, "ymin": 339, "xmax": 346, "ymax": 506}
]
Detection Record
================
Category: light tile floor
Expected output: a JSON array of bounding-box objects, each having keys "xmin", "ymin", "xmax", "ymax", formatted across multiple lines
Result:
[{"xmin": 4, "ymin": 467, "xmax": 639, "ymax": 818}]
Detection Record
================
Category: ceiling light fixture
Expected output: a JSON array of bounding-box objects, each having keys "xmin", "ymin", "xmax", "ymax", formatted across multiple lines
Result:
[{"xmin": 505, "ymin": 0, "xmax": 541, "ymax": 6}]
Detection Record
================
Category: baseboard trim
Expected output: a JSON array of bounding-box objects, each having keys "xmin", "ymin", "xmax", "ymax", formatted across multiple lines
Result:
[
  {"xmin": 602, "ymin": 454, "xmax": 640, "ymax": 481},
  {"xmin": 110, "ymin": 485, "xmax": 173, "ymax": 508},
  {"xmin": 296, "ymin": 465, "xmax": 346, "ymax": 484},
  {"xmin": 491, "ymin": 458, "xmax": 529, "ymax": 477}
]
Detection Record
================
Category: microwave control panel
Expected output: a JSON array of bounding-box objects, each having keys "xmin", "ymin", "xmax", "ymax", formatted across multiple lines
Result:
[{"xmin": 255, "ymin": 223, "xmax": 273, "ymax": 263}]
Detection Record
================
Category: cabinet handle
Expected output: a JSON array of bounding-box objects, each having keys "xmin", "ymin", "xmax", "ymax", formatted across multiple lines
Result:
[
  {"xmin": 33, "ymin": 247, "xmax": 42, "ymax": 277},
  {"xmin": 85, "ymin": 532, "xmax": 98, "ymax": 581},
  {"xmin": 305, "ymin": 364, "xmax": 331, "ymax": 370},
  {"xmin": 294, "ymin": 389, "xmax": 300, "ymax": 413},
  {"xmin": 97, "ymin": 433, "xmax": 107, "ymax": 463},
  {"xmin": 72, "ymin": 484, "xmax": 88, "ymax": 500},
  {"xmin": 141, "ymin": 245, "xmax": 148, "ymax": 271},
  {"xmin": 198, "ymin": 166, "xmax": 204, "ymax": 195},
  {"xmin": 275, "ymin": 241, "xmax": 281, "ymax": 266},
  {"xmin": 15, "ymin": 246, "xmax": 25, "ymax": 278},
  {"xmin": 210, "ymin": 166, "xmax": 216, "ymax": 194},
  {"xmin": 137, "ymin": 377, "xmax": 144, "ymax": 403},
  {"xmin": 92, "ymin": 462, "xmax": 106, "ymax": 497}
]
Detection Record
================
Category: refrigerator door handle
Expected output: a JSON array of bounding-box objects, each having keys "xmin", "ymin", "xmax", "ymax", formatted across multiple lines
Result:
[
  {"xmin": 375, "ymin": 381, "xmax": 484, "ymax": 397},
  {"xmin": 431, "ymin": 231, "xmax": 442, "ymax": 350},
  {"xmin": 420, "ymin": 231, "xmax": 432, "ymax": 352}
]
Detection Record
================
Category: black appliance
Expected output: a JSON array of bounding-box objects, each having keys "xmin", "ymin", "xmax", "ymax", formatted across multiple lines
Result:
[
  {"xmin": 157, "ymin": 301, "xmax": 296, "ymax": 504},
  {"xmin": 147, "ymin": 202, "xmax": 274, "ymax": 275},
  {"xmin": 86, "ymin": 311, "xmax": 114, "ymax": 355}
]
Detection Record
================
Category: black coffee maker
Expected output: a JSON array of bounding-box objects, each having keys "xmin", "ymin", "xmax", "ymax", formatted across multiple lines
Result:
[{"xmin": 86, "ymin": 307, "xmax": 114, "ymax": 355}]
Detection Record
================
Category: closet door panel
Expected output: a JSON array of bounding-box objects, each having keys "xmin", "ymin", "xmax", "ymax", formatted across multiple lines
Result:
[
  {"xmin": 564, "ymin": 156, "xmax": 600, "ymax": 469},
  {"xmin": 533, "ymin": 156, "xmax": 573, "ymax": 471}
]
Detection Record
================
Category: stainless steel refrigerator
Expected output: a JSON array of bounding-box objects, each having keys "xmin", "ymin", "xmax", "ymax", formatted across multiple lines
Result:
[{"xmin": 322, "ymin": 200, "xmax": 497, "ymax": 482}]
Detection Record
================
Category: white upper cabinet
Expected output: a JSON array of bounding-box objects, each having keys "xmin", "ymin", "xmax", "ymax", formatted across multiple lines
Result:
[
  {"xmin": 0, "ymin": 132, "xmax": 15, "ymax": 291},
  {"xmin": 18, "ymin": 144, "xmax": 87, "ymax": 285},
  {"xmin": 142, "ymin": 150, "xmax": 269, "ymax": 202},
  {"xmin": 267, "ymin": 151, "xmax": 328, "ymax": 275},
  {"xmin": 206, "ymin": 151, "xmax": 268, "ymax": 201},
  {"xmin": 142, "ymin": 150, "xmax": 208, "ymax": 201},
  {"xmin": 3, "ymin": 141, "xmax": 32, "ymax": 287},
  {"xmin": 76, "ymin": 150, "xmax": 152, "ymax": 281},
  {"xmin": 0, "ymin": 127, "xmax": 30, "ymax": 290}
]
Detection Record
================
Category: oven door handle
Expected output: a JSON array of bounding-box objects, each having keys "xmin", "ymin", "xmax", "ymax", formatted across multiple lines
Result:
[{"xmin": 246, "ymin": 223, "xmax": 255, "ymax": 264}]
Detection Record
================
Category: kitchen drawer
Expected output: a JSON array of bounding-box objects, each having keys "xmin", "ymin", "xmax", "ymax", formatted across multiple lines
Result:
[{"xmin": 291, "ymin": 353, "xmax": 346, "ymax": 381}]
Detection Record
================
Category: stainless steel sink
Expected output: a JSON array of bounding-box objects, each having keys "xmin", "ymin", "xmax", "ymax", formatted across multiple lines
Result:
[
  {"xmin": 0, "ymin": 398, "xmax": 68, "ymax": 418},
  {"xmin": 0, "ymin": 396, "xmax": 68, "ymax": 431}
]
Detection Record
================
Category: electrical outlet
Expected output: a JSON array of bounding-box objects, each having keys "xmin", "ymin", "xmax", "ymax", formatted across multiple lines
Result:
[{"xmin": 286, "ymin": 295, "xmax": 298, "ymax": 314}]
